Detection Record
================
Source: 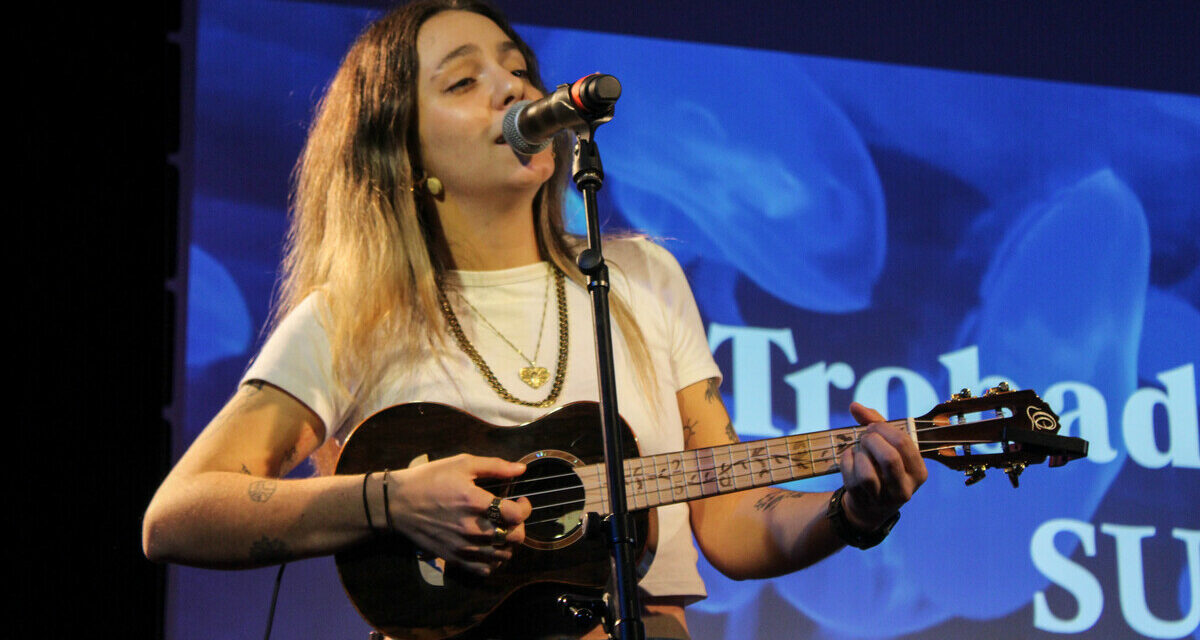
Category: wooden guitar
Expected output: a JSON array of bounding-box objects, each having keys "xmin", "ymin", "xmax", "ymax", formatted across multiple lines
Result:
[{"xmin": 334, "ymin": 385, "xmax": 1088, "ymax": 639}]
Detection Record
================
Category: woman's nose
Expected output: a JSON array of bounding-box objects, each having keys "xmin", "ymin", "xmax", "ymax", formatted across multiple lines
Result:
[{"xmin": 492, "ymin": 70, "xmax": 522, "ymax": 110}]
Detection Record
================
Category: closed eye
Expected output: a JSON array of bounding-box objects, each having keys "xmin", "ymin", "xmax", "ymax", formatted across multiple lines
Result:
[{"xmin": 446, "ymin": 77, "xmax": 475, "ymax": 93}]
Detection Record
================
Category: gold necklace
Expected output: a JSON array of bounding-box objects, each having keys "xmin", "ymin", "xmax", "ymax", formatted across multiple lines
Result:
[
  {"xmin": 438, "ymin": 267, "xmax": 568, "ymax": 408},
  {"xmin": 456, "ymin": 265, "xmax": 552, "ymax": 388}
]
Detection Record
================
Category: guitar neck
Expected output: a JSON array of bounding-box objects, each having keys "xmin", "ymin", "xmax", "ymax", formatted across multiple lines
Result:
[{"xmin": 580, "ymin": 419, "xmax": 912, "ymax": 514}]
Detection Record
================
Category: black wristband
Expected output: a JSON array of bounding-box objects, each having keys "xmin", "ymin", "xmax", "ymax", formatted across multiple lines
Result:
[{"xmin": 826, "ymin": 486, "xmax": 900, "ymax": 550}]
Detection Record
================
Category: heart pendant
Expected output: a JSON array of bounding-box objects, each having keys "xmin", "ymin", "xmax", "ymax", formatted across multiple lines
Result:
[{"xmin": 519, "ymin": 366, "xmax": 550, "ymax": 389}]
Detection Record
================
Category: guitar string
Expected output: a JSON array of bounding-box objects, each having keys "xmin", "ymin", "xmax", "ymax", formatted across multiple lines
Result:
[
  {"xmin": 473, "ymin": 416, "xmax": 1001, "ymax": 494},
  {"xmin": 516, "ymin": 438, "xmax": 1014, "ymax": 527},
  {"xmin": 480, "ymin": 442, "xmax": 1012, "ymax": 511},
  {"xmin": 481, "ymin": 436, "xmax": 1004, "ymax": 504},
  {"xmin": 476, "ymin": 414, "xmax": 1024, "ymax": 527},
  {"xmin": 482, "ymin": 440, "xmax": 1008, "ymax": 519},
  {"xmin": 473, "ymin": 417, "xmax": 922, "ymax": 492}
]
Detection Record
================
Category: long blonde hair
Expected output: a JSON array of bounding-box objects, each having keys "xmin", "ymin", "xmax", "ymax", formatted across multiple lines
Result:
[{"xmin": 275, "ymin": 0, "xmax": 656, "ymax": 474}]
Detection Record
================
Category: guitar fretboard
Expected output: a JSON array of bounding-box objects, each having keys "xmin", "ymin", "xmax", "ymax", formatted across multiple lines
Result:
[{"xmin": 576, "ymin": 421, "xmax": 910, "ymax": 514}]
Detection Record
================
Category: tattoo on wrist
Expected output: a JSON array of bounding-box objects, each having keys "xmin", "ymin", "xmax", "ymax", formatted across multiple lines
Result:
[
  {"xmin": 249, "ymin": 535, "xmax": 289, "ymax": 563},
  {"xmin": 248, "ymin": 480, "xmax": 278, "ymax": 502},
  {"xmin": 704, "ymin": 378, "xmax": 721, "ymax": 404}
]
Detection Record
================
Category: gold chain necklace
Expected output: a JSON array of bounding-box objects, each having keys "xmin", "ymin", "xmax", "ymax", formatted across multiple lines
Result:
[
  {"xmin": 438, "ymin": 267, "xmax": 568, "ymax": 408},
  {"xmin": 456, "ymin": 265, "xmax": 552, "ymax": 388}
]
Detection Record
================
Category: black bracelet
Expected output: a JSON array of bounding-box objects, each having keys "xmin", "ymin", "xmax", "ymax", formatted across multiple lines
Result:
[
  {"xmin": 381, "ymin": 468, "xmax": 395, "ymax": 532},
  {"xmin": 362, "ymin": 471, "xmax": 378, "ymax": 535},
  {"xmin": 826, "ymin": 486, "xmax": 900, "ymax": 550}
]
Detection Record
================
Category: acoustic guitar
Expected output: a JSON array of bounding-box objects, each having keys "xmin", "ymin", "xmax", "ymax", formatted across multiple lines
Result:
[{"xmin": 334, "ymin": 385, "xmax": 1088, "ymax": 639}]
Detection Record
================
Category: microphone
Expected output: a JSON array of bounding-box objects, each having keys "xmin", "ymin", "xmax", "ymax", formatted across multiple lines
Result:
[{"xmin": 502, "ymin": 73, "xmax": 621, "ymax": 155}]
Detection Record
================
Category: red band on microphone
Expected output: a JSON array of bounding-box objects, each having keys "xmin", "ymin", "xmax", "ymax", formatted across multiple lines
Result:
[{"xmin": 570, "ymin": 73, "xmax": 601, "ymax": 111}]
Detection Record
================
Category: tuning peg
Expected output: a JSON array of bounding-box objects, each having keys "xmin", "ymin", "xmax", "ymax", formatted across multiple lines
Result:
[
  {"xmin": 1005, "ymin": 463, "xmax": 1026, "ymax": 488},
  {"xmin": 985, "ymin": 382, "xmax": 1011, "ymax": 396},
  {"xmin": 964, "ymin": 466, "xmax": 987, "ymax": 485},
  {"xmin": 952, "ymin": 388, "xmax": 973, "ymax": 400}
]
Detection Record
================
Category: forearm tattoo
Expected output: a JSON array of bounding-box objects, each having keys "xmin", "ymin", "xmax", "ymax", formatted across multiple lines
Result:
[
  {"xmin": 682, "ymin": 418, "xmax": 697, "ymax": 447},
  {"xmin": 724, "ymin": 421, "xmax": 739, "ymax": 443},
  {"xmin": 754, "ymin": 489, "xmax": 805, "ymax": 512},
  {"xmin": 248, "ymin": 480, "xmax": 278, "ymax": 503},
  {"xmin": 249, "ymin": 535, "xmax": 290, "ymax": 563}
]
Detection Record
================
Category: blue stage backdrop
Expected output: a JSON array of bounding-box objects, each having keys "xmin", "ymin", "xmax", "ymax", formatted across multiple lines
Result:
[{"xmin": 177, "ymin": 1, "xmax": 1199, "ymax": 638}]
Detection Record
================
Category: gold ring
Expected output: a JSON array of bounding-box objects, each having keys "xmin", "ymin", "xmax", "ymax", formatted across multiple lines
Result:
[
  {"xmin": 491, "ymin": 525, "xmax": 508, "ymax": 547},
  {"xmin": 486, "ymin": 497, "xmax": 503, "ymax": 525}
]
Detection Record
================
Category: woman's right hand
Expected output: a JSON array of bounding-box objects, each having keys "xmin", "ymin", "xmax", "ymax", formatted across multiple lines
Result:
[{"xmin": 385, "ymin": 453, "xmax": 532, "ymax": 576}]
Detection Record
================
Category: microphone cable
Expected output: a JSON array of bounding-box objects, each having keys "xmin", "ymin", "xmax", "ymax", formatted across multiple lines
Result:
[{"xmin": 263, "ymin": 562, "xmax": 287, "ymax": 640}]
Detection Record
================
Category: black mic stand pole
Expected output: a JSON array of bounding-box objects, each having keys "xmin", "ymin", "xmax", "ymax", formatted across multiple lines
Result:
[{"xmin": 567, "ymin": 104, "xmax": 644, "ymax": 640}]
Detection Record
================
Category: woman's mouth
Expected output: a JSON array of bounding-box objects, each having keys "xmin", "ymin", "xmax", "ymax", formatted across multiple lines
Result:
[{"xmin": 496, "ymin": 134, "xmax": 533, "ymax": 165}]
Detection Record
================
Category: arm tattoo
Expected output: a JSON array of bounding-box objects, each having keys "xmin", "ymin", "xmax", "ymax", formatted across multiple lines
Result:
[
  {"xmin": 240, "ymin": 464, "xmax": 252, "ymax": 475},
  {"xmin": 279, "ymin": 445, "xmax": 297, "ymax": 474},
  {"xmin": 704, "ymin": 377, "xmax": 721, "ymax": 404},
  {"xmin": 248, "ymin": 480, "xmax": 278, "ymax": 503},
  {"xmin": 682, "ymin": 418, "xmax": 697, "ymax": 447},
  {"xmin": 724, "ymin": 421, "xmax": 739, "ymax": 443},
  {"xmin": 249, "ymin": 536, "xmax": 290, "ymax": 564},
  {"xmin": 754, "ymin": 489, "xmax": 804, "ymax": 512}
]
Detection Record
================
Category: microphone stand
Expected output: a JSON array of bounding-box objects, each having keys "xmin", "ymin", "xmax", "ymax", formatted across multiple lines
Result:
[{"xmin": 566, "ymin": 99, "xmax": 644, "ymax": 640}]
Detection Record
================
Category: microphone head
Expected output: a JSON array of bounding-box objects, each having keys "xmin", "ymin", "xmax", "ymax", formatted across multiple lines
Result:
[
  {"xmin": 502, "ymin": 100, "xmax": 552, "ymax": 155},
  {"xmin": 574, "ymin": 74, "xmax": 622, "ymax": 112}
]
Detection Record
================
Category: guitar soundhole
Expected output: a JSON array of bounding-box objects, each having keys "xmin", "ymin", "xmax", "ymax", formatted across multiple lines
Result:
[{"xmin": 519, "ymin": 455, "xmax": 585, "ymax": 549}]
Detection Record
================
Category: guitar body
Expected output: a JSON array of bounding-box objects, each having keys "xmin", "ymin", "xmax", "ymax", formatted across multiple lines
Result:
[
  {"xmin": 334, "ymin": 402, "xmax": 650, "ymax": 640},
  {"xmin": 331, "ymin": 388, "xmax": 1087, "ymax": 639}
]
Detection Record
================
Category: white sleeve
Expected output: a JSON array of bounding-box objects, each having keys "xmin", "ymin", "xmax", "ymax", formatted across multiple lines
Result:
[
  {"xmin": 626, "ymin": 238, "xmax": 722, "ymax": 391},
  {"xmin": 240, "ymin": 295, "xmax": 345, "ymax": 441}
]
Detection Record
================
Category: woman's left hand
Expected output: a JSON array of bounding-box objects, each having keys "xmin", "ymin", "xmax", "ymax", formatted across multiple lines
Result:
[{"xmin": 837, "ymin": 402, "xmax": 928, "ymax": 532}]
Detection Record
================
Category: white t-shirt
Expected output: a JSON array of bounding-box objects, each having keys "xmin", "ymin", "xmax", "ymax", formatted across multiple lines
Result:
[{"xmin": 243, "ymin": 237, "xmax": 720, "ymax": 598}]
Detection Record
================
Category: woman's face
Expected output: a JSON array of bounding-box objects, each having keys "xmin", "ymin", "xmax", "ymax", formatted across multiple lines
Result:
[{"xmin": 414, "ymin": 10, "xmax": 555, "ymax": 202}]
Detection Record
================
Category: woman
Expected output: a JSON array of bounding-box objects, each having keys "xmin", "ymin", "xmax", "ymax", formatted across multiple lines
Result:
[{"xmin": 142, "ymin": 2, "xmax": 927, "ymax": 638}]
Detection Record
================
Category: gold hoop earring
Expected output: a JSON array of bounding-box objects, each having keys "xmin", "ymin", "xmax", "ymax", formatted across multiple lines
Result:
[{"xmin": 411, "ymin": 173, "xmax": 445, "ymax": 201}]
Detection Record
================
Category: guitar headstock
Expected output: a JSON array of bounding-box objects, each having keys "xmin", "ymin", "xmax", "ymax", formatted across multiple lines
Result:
[{"xmin": 917, "ymin": 383, "xmax": 1088, "ymax": 487}]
